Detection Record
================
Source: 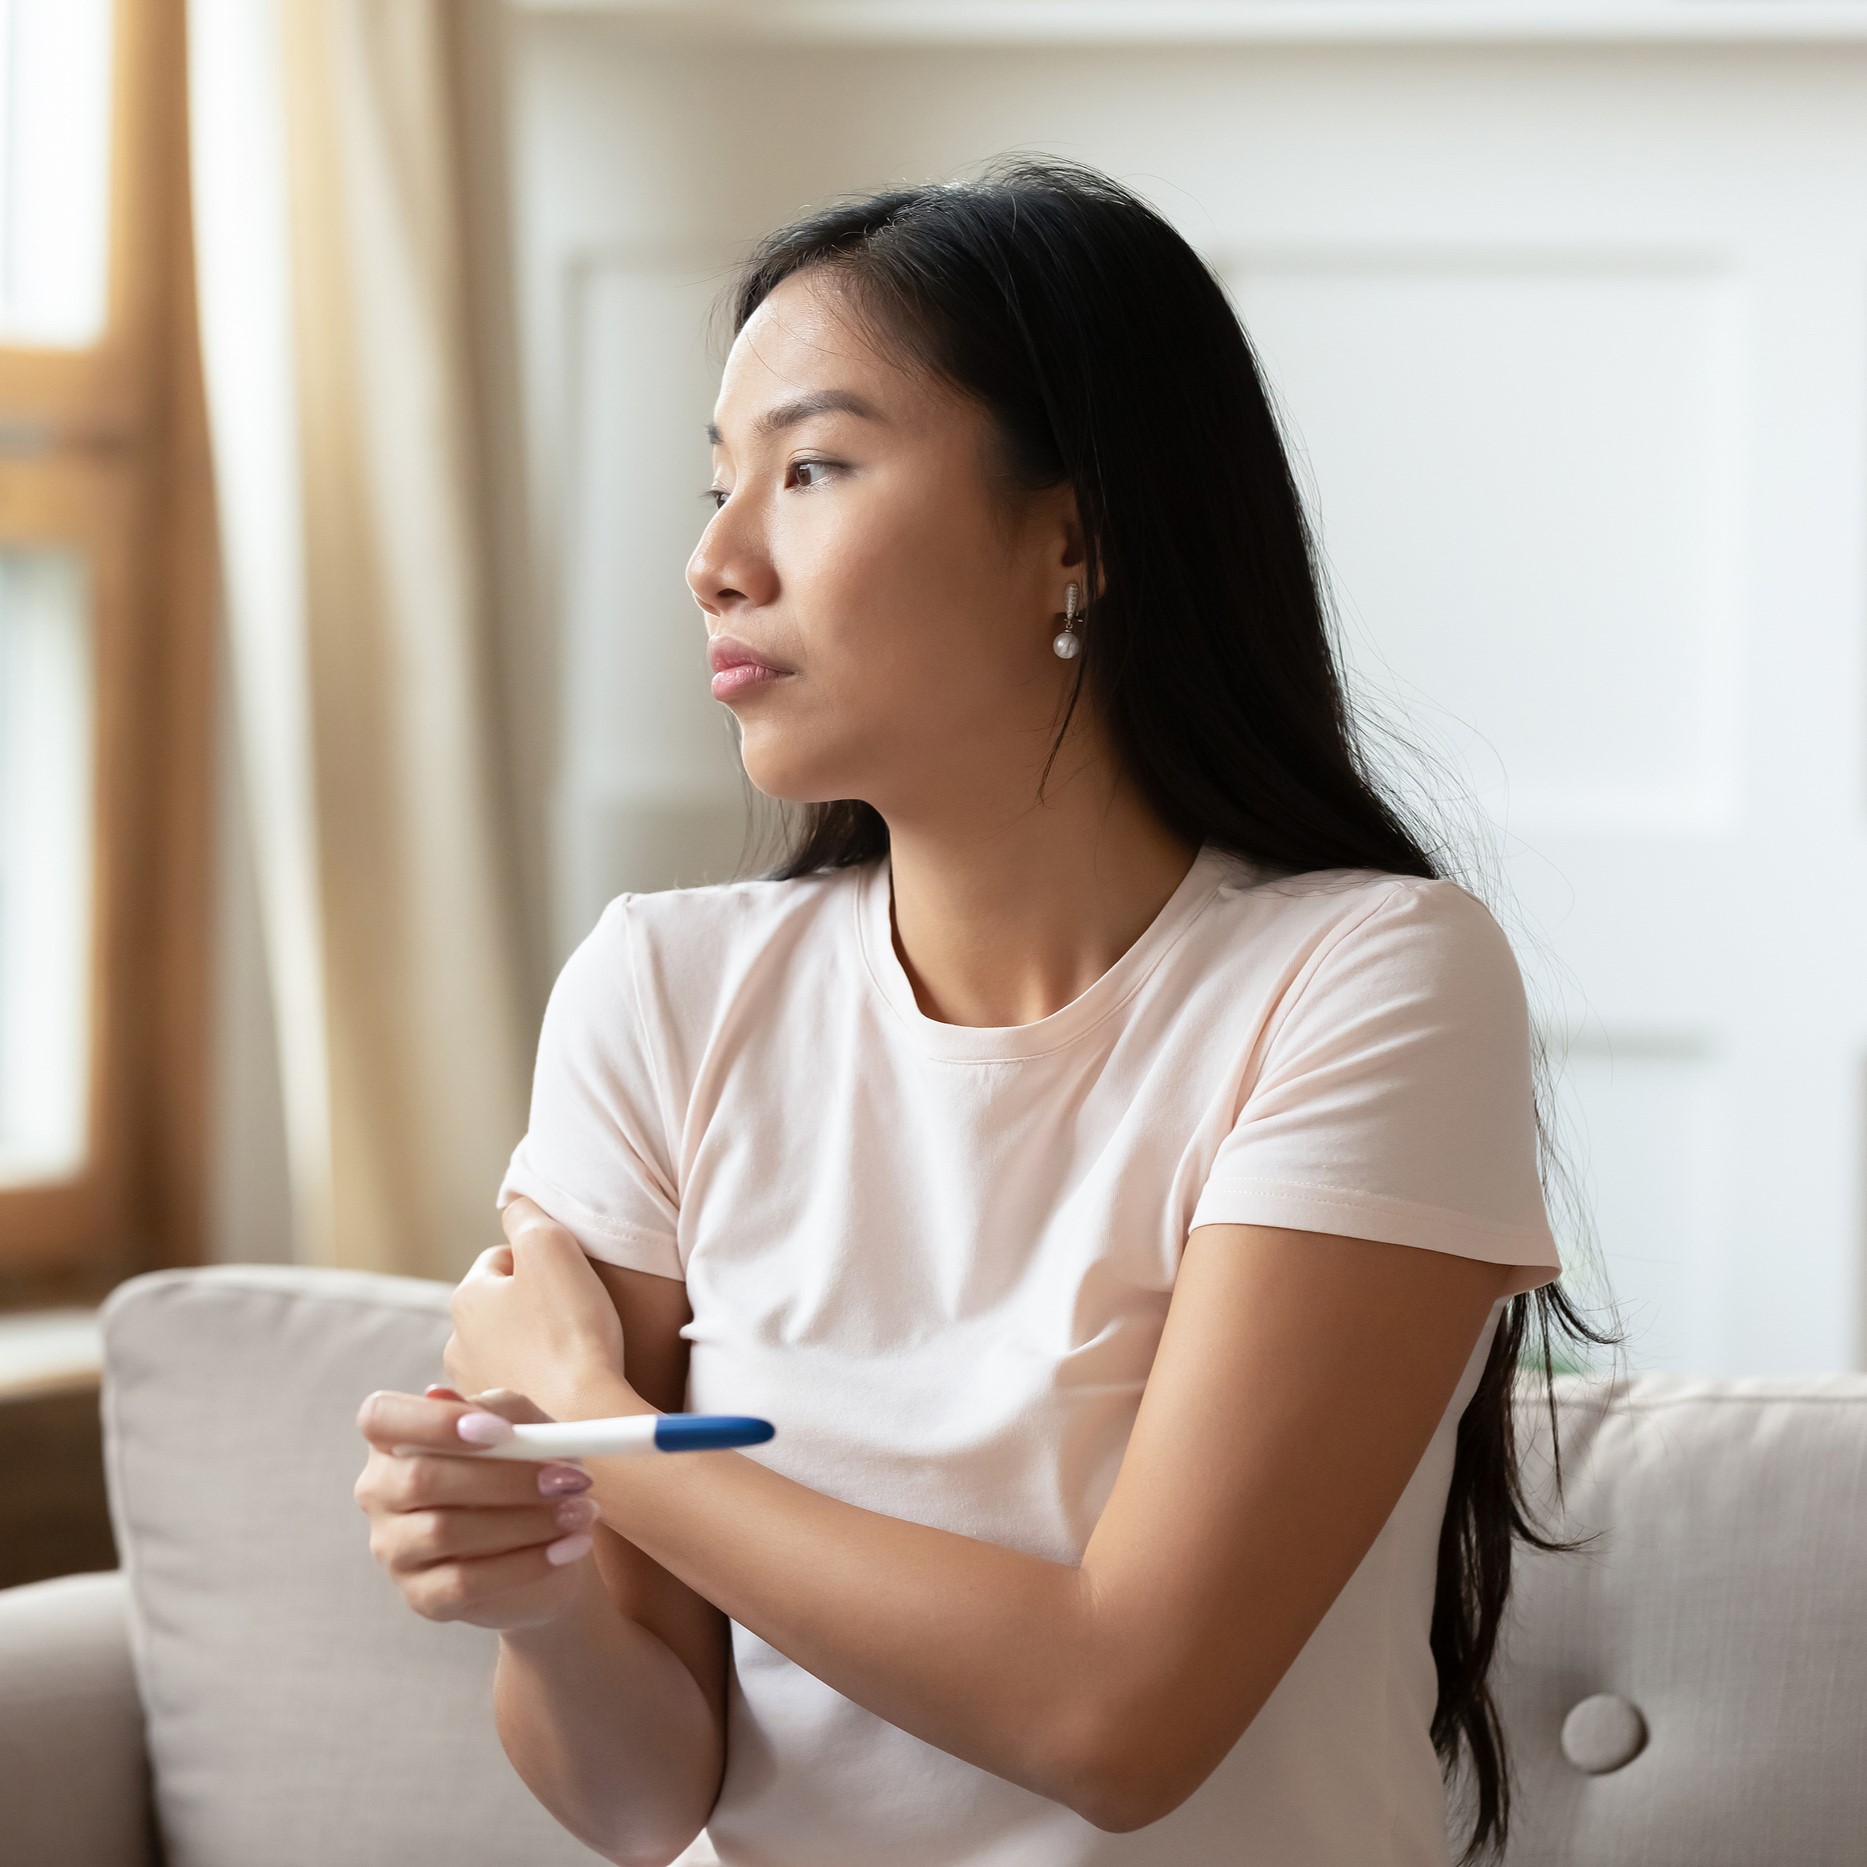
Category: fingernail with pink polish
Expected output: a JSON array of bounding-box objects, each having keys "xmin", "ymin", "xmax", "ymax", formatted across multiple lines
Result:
[
  {"xmin": 456, "ymin": 1411, "xmax": 515, "ymax": 1445},
  {"xmin": 554, "ymin": 1497, "xmax": 600, "ymax": 1532},
  {"xmin": 545, "ymin": 1531, "xmax": 593, "ymax": 1566},
  {"xmin": 538, "ymin": 1464, "xmax": 592, "ymax": 1496}
]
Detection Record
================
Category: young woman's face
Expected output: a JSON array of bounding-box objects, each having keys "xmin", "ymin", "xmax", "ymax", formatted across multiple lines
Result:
[{"xmin": 687, "ymin": 270, "xmax": 1087, "ymax": 818}]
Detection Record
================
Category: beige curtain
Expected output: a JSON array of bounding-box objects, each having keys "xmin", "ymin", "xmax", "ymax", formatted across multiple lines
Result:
[{"xmin": 188, "ymin": 0, "xmax": 535, "ymax": 1279}]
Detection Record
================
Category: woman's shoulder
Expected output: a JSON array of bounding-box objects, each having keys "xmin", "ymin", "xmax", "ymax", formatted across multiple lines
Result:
[
  {"xmin": 1207, "ymin": 855, "xmax": 1521, "ymax": 986},
  {"xmin": 539, "ymin": 863, "xmax": 866, "ymax": 1075},
  {"xmin": 608, "ymin": 859, "xmax": 864, "ymax": 950},
  {"xmin": 1215, "ymin": 852, "xmax": 1491, "ymax": 922},
  {"xmin": 566, "ymin": 860, "xmax": 867, "ymax": 1012}
]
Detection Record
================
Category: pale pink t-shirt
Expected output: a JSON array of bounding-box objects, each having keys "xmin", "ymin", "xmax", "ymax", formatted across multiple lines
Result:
[{"xmin": 495, "ymin": 840, "xmax": 1563, "ymax": 1867}]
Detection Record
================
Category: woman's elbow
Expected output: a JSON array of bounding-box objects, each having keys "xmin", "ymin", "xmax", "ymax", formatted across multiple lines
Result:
[
  {"xmin": 602, "ymin": 1846, "xmax": 686, "ymax": 1867},
  {"xmin": 1057, "ymin": 1753, "xmax": 1195, "ymax": 1836},
  {"xmin": 541, "ymin": 1807, "xmax": 708, "ymax": 1867},
  {"xmin": 1044, "ymin": 1703, "xmax": 1210, "ymax": 1835}
]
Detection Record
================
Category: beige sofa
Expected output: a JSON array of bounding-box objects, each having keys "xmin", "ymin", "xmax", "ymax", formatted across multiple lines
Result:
[{"xmin": 2, "ymin": 1264, "xmax": 1864, "ymax": 1866}]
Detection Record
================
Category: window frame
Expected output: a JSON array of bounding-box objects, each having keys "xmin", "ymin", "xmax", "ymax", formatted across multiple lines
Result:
[{"xmin": 0, "ymin": 0, "xmax": 215, "ymax": 1305}]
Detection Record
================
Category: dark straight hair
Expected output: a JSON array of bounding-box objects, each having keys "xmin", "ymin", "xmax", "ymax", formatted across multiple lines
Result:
[{"xmin": 720, "ymin": 155, "xmax": 1620, "ymax": 1861}]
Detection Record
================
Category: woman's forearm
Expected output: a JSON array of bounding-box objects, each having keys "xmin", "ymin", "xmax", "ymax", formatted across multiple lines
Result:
[
  {"xmin": 494, "ymin": 1555, "xmax": 724, "ymax": 1867},
  {"xmin": 572, "ymin": 1374, "xmax": 1119, "ymax": 1827}
]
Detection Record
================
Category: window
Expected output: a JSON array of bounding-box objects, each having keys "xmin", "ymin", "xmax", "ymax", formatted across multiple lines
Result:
[{"xmin": 0, "ymin": 0, "xmax": 212, "ymax": 1306}]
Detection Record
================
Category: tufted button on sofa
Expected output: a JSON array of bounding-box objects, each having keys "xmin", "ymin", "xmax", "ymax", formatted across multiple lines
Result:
[
  {"xmin": 1, "ymin": 1265, "xmax": 1865, "ymax": 1865},
  {"xmin": 1558, "ymin": 1693, "xmax": 1648, "ymax": 1774}
]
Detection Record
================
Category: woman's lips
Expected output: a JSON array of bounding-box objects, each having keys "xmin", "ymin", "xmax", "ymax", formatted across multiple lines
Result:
[
  {"xmin": 706, "ymin": 632, "xmax": 792, "ymax": 700},
  {"xmin": 710, "ymin": 663, "xmax": 790, "ymax": 700}
]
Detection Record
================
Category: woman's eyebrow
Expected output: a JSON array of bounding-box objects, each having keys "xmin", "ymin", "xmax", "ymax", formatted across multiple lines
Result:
[{"xmin": 706, "ymin": 389, "xmax": 886, "ymax": 446}]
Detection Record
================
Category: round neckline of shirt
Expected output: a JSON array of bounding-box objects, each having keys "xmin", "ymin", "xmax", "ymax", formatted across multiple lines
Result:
[{"xmin": 853, "ymin": 840, "xmax": 1233, "ymax": 1062}]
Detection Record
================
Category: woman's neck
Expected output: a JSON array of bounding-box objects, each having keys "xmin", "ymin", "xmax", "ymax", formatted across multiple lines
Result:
[{"xmin": 878, "ymin": 796, "xmax": 1203, "ymax": 1031}]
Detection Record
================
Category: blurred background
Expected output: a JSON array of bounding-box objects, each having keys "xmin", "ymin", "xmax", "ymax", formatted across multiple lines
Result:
[{"xmin": 4, "ymin": 0, "xmax": 1867, "ymax": 1582}]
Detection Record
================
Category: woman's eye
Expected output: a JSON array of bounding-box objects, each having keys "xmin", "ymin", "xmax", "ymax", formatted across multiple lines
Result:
[
  {"xmin": 703, "ymin": 487, "xmax": 728, "ymax": 511},
  {"xmin": 790, "ymin": 459, "xmax": 838, "ymax": 490}
]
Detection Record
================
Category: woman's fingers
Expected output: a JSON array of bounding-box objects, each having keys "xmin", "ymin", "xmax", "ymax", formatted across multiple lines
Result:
[
  {"xmin": 356, "ymin": 1385, "xmax": 598, "ymax": 1629},
  {"xmin": 382, "ymin": 1497, "xmax": 602, "ymax": 1577},
  {"xmin": 372, "ymin": 1449, "xmax": 592, "ymax": 1511},
  {"xmin": 403, "ymin": 1534, "xmax": 597, "ymax": 1623},
  {"xmin": 353, "ymin": 1388, "xmax": 590, "ymax": 1515},
  {"xmin": 356, "ymin": 1387, "xmax": 487, "ymax": 1453},
  {"xmin": 500, "ymin": 1194, "xmax": 552, "ymax": 1243},
  {"xmin": 460, "ymin": 1241, "xmax": 515, "ymax": 1285},
  {"xmin": 355, "ymin": 1385, "xmax": 551, "ymax": 1454}
]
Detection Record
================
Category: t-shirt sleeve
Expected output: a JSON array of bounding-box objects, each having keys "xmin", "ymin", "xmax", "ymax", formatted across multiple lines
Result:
[
  {"xmin": 495, "ymin": 896, "xmax": 684, "ymax": 1280},
  {"xmin": 1188, "ymin": 878, "xmax": 1563, "ymax": 1300}
]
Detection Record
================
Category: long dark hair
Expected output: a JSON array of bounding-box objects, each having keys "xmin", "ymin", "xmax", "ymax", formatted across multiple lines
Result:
[{"xmin": 719, "ymin": 155, "xmax": 1621, "ymax": 1861}]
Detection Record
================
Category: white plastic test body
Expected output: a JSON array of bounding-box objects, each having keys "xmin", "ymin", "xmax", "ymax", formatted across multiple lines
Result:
[{"xmin": 392, "ymin": 1413, "xmax": 775, "ymax": 1462}]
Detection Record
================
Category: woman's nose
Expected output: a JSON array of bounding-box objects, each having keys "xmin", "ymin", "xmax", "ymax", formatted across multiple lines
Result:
[{"xmin": 687, "ymin": 506, "xmax": 774, "ymax": 613}]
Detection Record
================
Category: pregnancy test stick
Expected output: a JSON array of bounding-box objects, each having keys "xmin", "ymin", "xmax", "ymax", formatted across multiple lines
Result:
[{"xmin": 392, "ymin": 1414, "xmax": 774, "ymax": 1461}]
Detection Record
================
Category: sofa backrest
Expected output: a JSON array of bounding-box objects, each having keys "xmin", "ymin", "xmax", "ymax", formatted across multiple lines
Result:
[
  {"xmin": 99, "ymin": 1265, "xmax": 1867, "ymax": 1866},
  {"xmin": 1474, "ymin": 1368, "xmax": 1867, "ymax": 1864},
  {"xmin": 99, "ymin": 1264, "xmax": 613, "ymax": 1867}
]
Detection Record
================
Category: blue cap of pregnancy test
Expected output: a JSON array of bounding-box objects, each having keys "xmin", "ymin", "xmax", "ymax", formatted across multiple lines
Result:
[{"xmin": 654, "ymin": 1414, "xmax": 775, "ymax": 1452}]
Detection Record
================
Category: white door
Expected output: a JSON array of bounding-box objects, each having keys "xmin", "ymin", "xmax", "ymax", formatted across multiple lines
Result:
[{"xmin": 510, "ymin": 5, "xmax": 1867, "ymax": 1376}]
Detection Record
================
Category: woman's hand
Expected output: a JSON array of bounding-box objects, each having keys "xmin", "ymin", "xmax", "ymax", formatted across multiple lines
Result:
[
  {"xmin": 444, "ymin": 1197, "xmax": 632, "ymax": 1422},
  {"xmin": 354, "ymin": 1384, "xmax": 602, "ymax": 1630}
]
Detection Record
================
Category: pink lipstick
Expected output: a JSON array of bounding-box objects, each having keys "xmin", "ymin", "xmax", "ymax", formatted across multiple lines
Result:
[{"xmin": 708, "ymin": 634, "xmax": 793, "ymax": 700}]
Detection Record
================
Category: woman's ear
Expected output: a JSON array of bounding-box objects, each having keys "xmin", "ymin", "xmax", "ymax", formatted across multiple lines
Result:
[{"xmin": 1056, "ymin": 497, "xmax": 1107, "ymax": 604}]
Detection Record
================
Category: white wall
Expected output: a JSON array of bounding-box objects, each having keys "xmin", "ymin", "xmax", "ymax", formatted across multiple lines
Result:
[{"xmin": 506, "ymin": 12, "xmax": 1867, "ymax": 1376}]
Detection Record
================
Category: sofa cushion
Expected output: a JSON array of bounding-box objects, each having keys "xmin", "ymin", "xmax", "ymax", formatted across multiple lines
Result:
[
  {"xmin": 99, "ymin": 1264, "xmax": 622, "ymax": 1867},
  {"xmin": 100, "ymin": 1269, "xmax": 1867, "ymax": 1866},
  {"xmin": 1479, "ymin": 1372, "xmax": 1867, "ymax": 1865},
  {"xmin": 0, "ymin": 1568, "xmax": 154, "ymax": 1866}
]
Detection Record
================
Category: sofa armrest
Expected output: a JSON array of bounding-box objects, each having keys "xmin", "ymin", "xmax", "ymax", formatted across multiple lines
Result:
[{"xmin": 0, "ymin": 1569, "xmax": 157, "ymax": 1867}]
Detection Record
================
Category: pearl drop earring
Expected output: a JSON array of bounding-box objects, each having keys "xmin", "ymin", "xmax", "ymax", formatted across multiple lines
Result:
[{"xmin": 1053, "ymin": 583, "xmax": 1083, "ymax": 660}]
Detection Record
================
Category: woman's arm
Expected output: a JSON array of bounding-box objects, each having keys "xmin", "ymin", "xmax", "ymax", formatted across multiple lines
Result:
[
  {"xmin": 560, "ymin": 1217, "xmax": 1513, "ymax": 1833},
  {"xmin": 492, "ymin": 1260, "xmax": 730, "ymax": 1866}
]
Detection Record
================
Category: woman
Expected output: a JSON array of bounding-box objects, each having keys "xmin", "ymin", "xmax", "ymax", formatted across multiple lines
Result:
[{"xmin": 355, "ymin": 157, "xmax": 1612, "ymax": 1866}]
